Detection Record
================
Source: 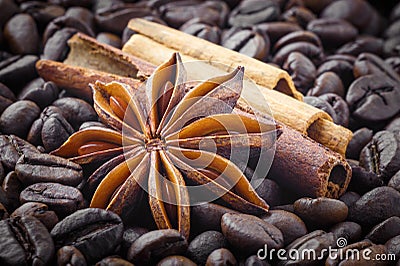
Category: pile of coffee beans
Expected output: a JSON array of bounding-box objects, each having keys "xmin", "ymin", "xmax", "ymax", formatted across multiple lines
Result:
[{"xmin": 0, "ymin": 0, "xmax": 400, "ymax": 265}]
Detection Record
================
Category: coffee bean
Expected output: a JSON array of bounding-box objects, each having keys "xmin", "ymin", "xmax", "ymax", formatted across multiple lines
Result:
[
  {"xmin": 180, "ymin": 20, "xmax": 221, "ymax": 44},
  {"xmin": 262, "ymin": 209, "xmax": 307, "ymax": 245},
  {"xmin": 2, "ymin": 171, "xmax": 22, "ymax": 210},
  {"xmin": 282, "ymin": 6, "xmax": 316, "ymax": 28},
  {"xmin": 65, "ymin": 6, "xmax": 95, "ymax": 33},
  {"xmin": 20, "ymin": 182, "xmax": 85, "ymax": 217},
  {"xmin": 347, "ymin": 160, "xmax": 384, "ymax": 194},
  {"xmin": 244, "ymin": 255, "xmax": 270, "ymax": 266},
  {"xmin": 48, "ymin": 0, "xmax": 92, "ymax": 8},
  {"xmin": 385, "ymin": 235, "xmax": 400, "ymax": 262},
  {"xmin": 42, "ymin": 27, "xmax": 78, "ymax": 61},
  {"xmin": 57, "ymin": 245, "xmax": 87, "ymax": 266},
  {"xmin": 272, "ymin": 204, "xmax": 294, "ymax": 213},
  {"xmin": 347, "ymin": 75, "xmax": 400, "ymax": 122},
  {"xmin": 19, "ymin": 81, "xmax": 59, "ymax": 109},
  {"xmin": 304, "ymin": 96, "xmax": 337, "ymax": 122},
  {"xmin": 228, "ymin": 0, "xmax": 279, "ymax": 27},
  {"xmin": 254, "ymin": 178, "xmax": 283, "ymax": 207},
  {"xmin": 222, "ymin": 29, "xmax": 269, "ymax": 60},
  {"xmin": 255, "ymin": 22, "xmax": 301, "ymax": 45},
  {"xmin": 339, "ymin": 191, "xmax": 360, "ymax": 208},
  {"xmin": 127, "ymin": 229, "xmax": 188, "ymax": 264},
  {"xmin": 337, "ymin": 36, "xmax": 384, "ymax": 56},
  {"xmin": 283, "ymin": 52, "xmax": 316, "ymax": 94},
  {"xmin": 385, "ymin": 56, "xmax": 400, "ymax": 76},
  {"xmin": 384, "ymin": 20, "xmax": 400, "ymax": 39},
  {"xmin": 96, "ymin": 256, "xmax": 133, "ymax": 266},
  {"xmin": 389, "ymin": 170, "xmax": 400, "ymax": 192},
  {"xmin": 329, "ymin": 221, "xmax": 362, "ymax": 244},
  {"xmin": 317, "ymin": 57, "xmax": 354, "ymax": 87},
  {"xmin": 0, "ymin": 55, "xmax": 38, "ymax": 89},
  {"xmin": 187, "ymin": 231, "xmax": 227, "ymax": 265},
  {"xmin": 122, "ymin": 227, "xmax": 149, "ymax": 256},
  {"xmin": 318, "ymin": 93, "xmax": 349, "ymax": 126},
  {"xmin": 294, "ymin": 197, "xmax": 348, "ymax": 226},
  {"xmin": 221, "ymin": 213, "xmax": 284, "ymax": 255},
  {"xmin": 20, "ymin": 2, "xmax": 65, "ymax": 31},
  {"xmin": 206, "ymin": 248, "xmax": 236, "ymax": 266},
  {"xmin": 349, "ymin": 186, "xmax": 400, "ymax": 228},
  {"xmin": 354, "ymin": 53, "xmax": 400, "ymax": 82},
  {"xmin": 4, "ymin": 14, "xmax": 40, "ymax": 55},
  {"xmin": 359, "ymin": 130, "xmax": 400, "ymax": 181},
  {"xmin": 0, "ymin": 82, "xmax": 15, "ymax": 114},
  {"xmin": 0, "ymin": 134, "xmax": 38, "ymax": 170},
  {"xmin": 273, "ymin": 41, "xmax": 323, "ymax": 66},
  {"xmin": 96, "ymin": 32, "xmax": 122, "ymax": 49},
  {"xmin": 346, "ymin": 127, "xmax": 373, "ymax": 159},
  {"xmin": 0, "ymin": 0, "xmax": 19, "ymax": 29},
  {"xmin": 52, "ymin": 208, "xmax": 123, "ymax": 262},
  {"xmin": 383, "ymin": 36, "xmax": 400, "ymax": 57},
  {"xmin": 326, "ymin": 241, "xmax": 387, "ymax": 265},
  {"xmin": 273, "ymin": 31, "xmax": 322, "ymax": 54},
  {"xmin": 11, "ymin": 202, "xmax": 58, "ymax": 231},
  {"xmin": 191, "ymin": 202, "xmax": 238, "ymax": 233},
  {"xmin": 157, "ymin": 255, "xmax": 196, "ymax": 266},
  {"xmin": 307, "ymin": 72, "xmax": 345, "ymax": 98},
  {"xmin": 366, "ymin": 216, "xmax": 400, "ymax": 244}
]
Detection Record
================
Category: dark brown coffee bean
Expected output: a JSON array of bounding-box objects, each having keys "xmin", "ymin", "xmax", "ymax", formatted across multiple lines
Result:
[
  {"xmin": 384, "ymin": 36, "xmax": 400, "ymax": 57},
  {"xmin": 255, "ymin": 22, "xmax": 301, "ymax": 44},
  {"xmin": 318, "ymin": 93, "xmax": 349, "ymax": 127},
  {"xmin": 346, "ymin": 127, "xmax": 373, "ymax": 160},
  {"xmin": 359, "ymin": 130, "xmax": 400, "ymax": 181},
  {"xmin": 0, "ymin": 55, "xmax": 38, "ymax": 89},
  {"xmin": 347, "ymin": 75, "xmax": 400, "ymax": 122},
  {"xmin": 389, "ymin": 170, "xmax": 400, "ymax": 192},
  {"xmin": 180, "ymin": 20, "xmax": 221, "ymax": 44},
  {"xmin": 347, "ymin": 160, "xmax": 384, "ymax": 194},
  {"xmin": 273, "ymin": 41, "xmax": 323, "ymax": 66},
  {"xmin": 339, "ymin": 191, "xmax": 360, "ymax": 208},
  {"xmin": 65, "ymin": 6, "xmax": 95, "ymax": 33},
  {"xmin": 96, "ymin": 256, "xmax": 133, "ymax": 266},
  {"xmin": 283, "ymin": 52, "xmax": 316, "ymax": 94},
  {"xmin": 385, "ymin": 56, "xmax": 400, "ymax": 76},
  {"xmin": 222, "ymin": 29, "xmax": 269, "ymax": 60},
  {"xmin": 244, "ymin": 255, "xmax": 270, "ymax": 266},
  {"xmin": 0, "ymin": 215, "xmax": 54, "ymax": 265},
  {"xmin": 2, "ymin": 171, "xmax": 22, "ymax": 210},
  {"xmin": 366, "ymin": 216, "xmax": 400, "ymax": 244},
  {"xmin": 157, "ymin": 255, "xmax": 196, "ymax": 266},
  {"xmin": 228, "ymin": 0, "xmax": 279, "ymax": 27},
  {"xmin": 385, "ymin": 235, "xmax": 400, "ymax": 262},
  {"xmin": 307, "ymin": 72, "xmax": 345, "ymax": 98},
  {"xmin": 191, "ymin": 203, "xmax": 238, "ymax": 233},
  {"xmin": 221, "ymin": 213, "xmax": 284, "ymax": 255},
  {"xmin": 273, "ymin": 31, "xmax": 322, "ymax": 53},
  {"xmin": 0, "ymin": 134, "xmax": 38, "ymax": 170},
  {"xmin": 0, "ymin": 0, "xmax": 19, "ymax": 29},
  {"xmin": 52, "ymin": 208, "xmax": 123, "ymax": 262},
  {"xmin": 52, "ymin": 97, "xmax": 97, "ymax": 130},
  {"xmin": 317, "ymin": 57, "xmax": 354, "ymax": 87},
  {"xmin": 42, "ymin": 27, "xmax": 78, "ymax": 61},
  {"xmin": 127, "ymin": 229, "xmax": 188, "ymax": 264},
  {"xmin": 11, "ymin": 202, "xmax": 58, "ymax": 231},
  {"xmin": 96, "ymin": 32, "xmax": 122, "ymax": 49},
  {"xmin": 57, "ymin": 245, "xmax": 87, "ymax": 266},
  {"xmin": 262, "ymin": 209, "xmax": 307, "ymax": 245},
  {"xmin": 282, "ymin": 6, "xmax": 316, "ymax": 28},
  {"xmin": 20, "ymin": 2, "xmax": 65, "ymax": 30},
  {"xmin": 254, "ymin": 178, "xmax": 283, "ymax": 207},
  {"xmin": 4, "ymin": 14, "xmax": 39, "ymax": 55},
  {"xmin": 326, "ymin": 241, "xmax": 387, "ymax": 265},
  {"xmin": 15, "ymin": 152, "xmax": 82, "ymax": 186},
  {"xmin": 0, "ymin": 82, "xmax": 15, "ymax": 114},
  {"xmin": 20, "ymin": 182, "xmax": 85, "ymax": 217},
  {"xmin": 122, "ymin": 227, "xmax": 149, "ymax": 255},
  {"xmin": 384, "ymin": 20, "xmax": 400, "ymax": 39},
  {"xmin": 329, "ymin": 221, "xmax": 362, "ymax": 244},
  {"xmin": 304, "ymin": 96, "xmax": 337, "ymax": 122},
  {"xmin": 349, "ymin": 186, "xmax": 400, "ymax": 228},
  {"xmin": 187, "ymin": 231, "xmax": 227, "ymax": 265},
  {"xmin": 19, "ymin": 81, "xmax": 59, "ymax": 109},
  {"xmin": 354, "ymin": 53, "xmax": 400, "ymax": 82},
  {"xmin": 206, "ymin": 248, "xmax": 236, "ymax": 266},
  {"xmin": 337, "ymin": 36, "xmax": 384, "ymax": 56}
]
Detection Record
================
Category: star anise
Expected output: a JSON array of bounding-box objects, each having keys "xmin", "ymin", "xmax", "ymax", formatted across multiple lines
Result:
[{"xmin": 52, "ymin": 53, "xmax": 278, "ymax": 239}]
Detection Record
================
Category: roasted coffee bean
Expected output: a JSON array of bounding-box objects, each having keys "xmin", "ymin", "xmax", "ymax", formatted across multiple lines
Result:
[
  {"xmin": 329, "ymin": 221, "xmax": 362, "ymax": 244},
  {"xmin": 221, "ymin": 213, "xmax": 284, "ymax": 255},
  {"xmin": 19, "ymin": 81, "xmax": 59, "ymax": 109},
  {"xmin": 52, "ymin": 97, "xmax": 97, "ymax": 130},
  {"xmin": 347, "ymin": 75, "xmax": 400, "ymax": 122},
  {"xmin": 206, "ymin": 248, "xmax": 236, "ymax": 266},
  {"xmin": 282, "ymin": 6, "xmax": 316, "ymax": 28},
  {"xmin": 383, "ymin": 36, "xmax": 400, "ymax": 57},
  {"xmin": 326, "ymin": 241, "xmax": 387, "ymax": 265},
  {"xmin": 386, "ymin": 56, "xmax": 400, "ymax": 76},
  {"xmin": 4, "ymin": 14, "xmax": 40, "ymax": 55},
  {"xmin": 366, "ymin": 216, "xmax": 400, "ymax": 244},
  {"xmin": 0, "ymin": 215, "xmax": 54, "ymax": 265},
  {"xmin": 354, "ymin": 53, "xmax": 400, "ymax": 82},
  {"xmin": 385, "ymin": 235, "xmax": 400, "ymax": 262},
  {"xmin": 317, "ymin": 57, "xmax": 354, "ymax": 87},
  {"xmin": 96, "ymin": 256, "xmax": 133, "ymax": 266},
  {"xmin": 0, "ymin": 55, "xmax": 38, "ymax": 89},
  {"xmin": 180, "ymin": 20, "xmax": 221, "ymax": 44},
  {"xmin": 384, "ymin": 20, "xmax": 400, "ymax": 39},
  {"xmin": 273, "ymin": 31, "xmax": 322, "ymax": 54},
  {"xmin": 157, "ymin": 255, "xmax": 196, "ymax": 266},
  {"xmin": 65, "ymin": 6, "xmax": 95, "ymax": 33},
  {"xmin": 0, "ymin": 100, "xmax": 40, "ymax": 138},
  {"xmin": 191, "ymin": 202, "xmax": 238, "ymax": 233},
  {"xmin": 349, "ymin": 186, "xmax": 400, "ymax": 228},
  {"xmin": 262, "ymin": 209, "xmax": 307, "ymax": 245},
  {"xmin": 122, "ymin": 227, "xmax": 149, "ymax": 255},
  {"xmin": 318, "ymin": 93, "xmax": 349, "ymax": 126},
  {"xmin": 28, "ymin": 106, "xmax": 74, "ymax": 152},
  {"xmin": 307, "ymin": 72, "xmax": 345, "ymax": 98},
  {"xmin": 222, "ymin": 29, "xmax": 269, "ymax": 60},
  {"xmin": 0, "ymin": 202, "xmax": 8, "ymax": 220},
  {"xmin": 359, "ymin": 130, "xmax": 400, "ymax": 181},
  {"xmin": 339, "ymin": 191, "xmax": 360, "ymax": 208},
  {"xmin": 0, "ymin": 134, "xmax": 38, "ymax": 170},
  {"xmin": 294, "ymin": 197, "xmax": 348, "ymax": 226},
  {"xmin": 42, "ymin": 27, "xmax": 78, "ymax": 61},
  {"xmin": 244, "ymin": 255, "xmax": 270, "ymax": 266},
  {"xmin": 127, "ymin": 229, "xmax": 188, "ymax": 264},
  {"xmin": 0, "ymin": 0, "xmax": 19, "ymax": 29},
  {"xmin": 16, "ymin": 152, "xmax": 82, "ymax": 186},
  {"xmin": 348, "ymin": 161, "xmax": 384, "ymax": 194},
  {"xmin": 273, "ymin": 41, "xmax": 323, "ymax": 66},
  {"xmin": 0, "ymin": 82, "xmax": 15, "ymax": 114},
  {"xmin": 96, "ymin": 32, "xmax": 122, "ymax": 48},
  {"xmin": 11, "ymin": 202, "xmax": 58, "ymax": 230},
  {"xmin": 304, "ymin": 96, "xmax": 337, "ymax": 121},
  {"xmin": 20, "ymin": 182, "xmax": 85, "ymax": 217},
  {"xmin": 255, "ymin": 22, "xmax": 301, "ymax": 45},
  {"xmin": 254, "ymin": 178, "xmax": 283, "ymax": 207},
  {"xmin": 346, "ymin": 127, "xmax": 373, "ymax": 159},
  {"xmin": 283, "ymin": 52, "xmax": 316, "ymax": 94},
  {"xmin": 272, "ymin": 204, "xmax": 294, "ymax": 213},
  {"xmin": 52, "ymin": 208, "xmax": 123, "ymax": 262},
  {"xmin": 229, "ymin": 0, "xmax": 280, "ymax": 27},
  {"xmin": 2, "ymin": 171, "xmax": 22, "ymax": 210},
  {"xmin": 57, "ymin": 245, "xmax": 87, "ymax": 266},
  {"xmin": 389, "ymin": 170, "xmax": 400, "ymax": 192},
  {"xmin": 337, "ymin": 36, "xmax": 384, "ymax": 56},
  {"xmin": 187, "ymin": 231, "xmax": 227, "ymax": 265},
  {"xmin": 20, "ymin": 2, "xmax": 65, "ymax": 30}
]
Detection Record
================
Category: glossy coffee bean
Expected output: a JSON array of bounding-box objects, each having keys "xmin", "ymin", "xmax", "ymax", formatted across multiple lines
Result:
[
  {"xmin": 353, "ymin": 53, "xmax": 400, "ymax": 82},
  {"xmin": 11, "ymin": 202, "xmax": 58, "ymax": 231},
  {"xmin": 294, "ymin": 197, "xmax": 348, "ymax": 226},
  {"xmin": 337, "ymin": 36, "xmax": 383, "ymax": 56},
  {"xmin": 389, "ymin": 170, "xmax": 400, "ymax": 192},
  {"xmin": 262, "ymin": 209, "xmax": 307, "ymax": 245},
  {"xmin": 346, "ymin": 127, "xmax": 373, "ymax": 159},
  {"xmin": 0, "ymin": 82, "xmax": 15, "ymax": 114},
  {"xmin": 4, "ymin": 14, "xmax": 40, "ymax": 55},
  {"xmin": 307, "ymin": 72, "xmax": 345, "ymax": 98},
  {"xmin": 255, "ymin": 22, "xmax": 301, "ymax": 44},
  {"xmin": 222, "ymin": 29, "xmax": 269, "ymax": 60},
  {"xmin": 42, "ymin": 27, "xmax": 78, "ymax": 61},
  {"xmin": 282, "ymin": 6, "xmax": 316, "ymax": 28},
  {"xmin": 359, "ymin": 130, "xmax": 400, "ymax": 181},
  {"xmin": 0, "ymin": 0, "xmax": 19, "ymax": 29},
  {"xmin": 273, "ymin": 31, "xmax": 322, "ymax": 53},
  {"xmin": 15, "ymin": 152, "xmax": 83, "ymax": 186},
  {"xmin": 52, "ymin": 208, "xmax": 123, "ymax": 262},
  {"xmin": 329, "ymin": 221, "xmax": 362, "ymax": 244},
  {"xmin": 347, "ymin": 161, "xmax": 384, "ymax": 194},
  {"xmin": 19, "ymin": 81, "xmax": 59, "ymax": 109},
  {"xmin": 221, "ymin": 213, "xmax": 284, "ymax": 255},
  {"xmin": 347, "ymin": 75, "xmax": 400, "ymax": 122},
  {"xmin": 318, "ymin": 93, "xmax": 349, "ymax": 127},
  {"xmin": 383, "ymin": 36, "xmax": 400, "ymax": 57},
  {"xmin": 2, "ymin": 171, "xmax": 22, "ymax": 210},
  {"xmin": 96, "ymin": 256, "xmax": 133, "ymax": 266},
  {"xmin": 349, "ymin": 186, "xmax": 400, "ymax": 228},
  {"xmin": 191, "ymin": 202, "xmax": 238, "ymax": 233},
  {"xmin": 57, "ymin": 245, "xmax": 87, "ymax": 266},
  {"xmin": 228, "ymin": 0, "xmax": 280, "ymax": 27},
  {"xmin": 304, "ymin": 96, "xmax": 337, "ymax": 122},
  {"xmin": 273, "ymin": 41, "xmax": 323, "ymax": 66},
  {"xmin": 283, "ymin": 52, "xmax": 316, "ymax": 94},
  {"xmin": 180, "ymin": 20, "xmax": 221, "ymax": 44},
  {"xmin": 385, "ymin": 56, "xmax": 400, "ymax": 76},
  {"xmin": 0, "ymin": 215, "xmax": 54, "ymax": 265},
  {"xmin": 187, "ymin": 230, "xmax": 227, "ymax": 265},
  {"xmin": 20, "ymin": 182, "xmax": 85, "ymax": 217},
  {"xmin": 366, "ymin": 216, "xmax": 400, "ymax": 244},
  {"xmin": 206, "ymin": 248, "xmax": 236, "ymax": 266},
  {"xmin": 127, "ymin": 229, "xmax": 188, "ymax": 264},
  {"xmin": 157, "ymin": 255, "xmax": 196, "ymax": 266},
  {"xmin": 317, "ymin": 57, "xmax": 354, "ymax": 87},
  {"xmin": 0, "ymin": 134, "xmax": 38, "ymax": 170},
  {"xmin": 121, "ymin": 227, "xmax": 149, "ymax": 255},
  {"xmin": 254, "ymin": 178, "xmax": 283, "ymax": 207},
  {"xmin": 20, "ymin": 2, "xmax": 65, "ymax": 30},
  {"xmin": 65, "ymin": 6, "xmax": 95, "ymax": 33},
  {"xmin": 0, "ymin": 55, "xmax": 38, "ymax": 90},
  {"xmin": 96, "ymin": 32, "xmax": 122, "ymax": 49}
]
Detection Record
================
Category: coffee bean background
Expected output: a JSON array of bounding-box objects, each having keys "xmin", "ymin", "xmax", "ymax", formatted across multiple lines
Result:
[{"xmin": 0, "ymin": 0, "xmax": 400, "ymax": 265}]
